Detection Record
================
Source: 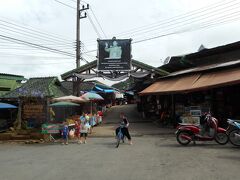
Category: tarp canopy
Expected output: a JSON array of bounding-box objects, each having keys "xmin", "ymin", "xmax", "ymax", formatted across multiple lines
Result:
[
  {"xmin": 95, "ymin": 86, "xmax": 115, "ymax": 93},
  {"xmin": 80, "ymin": 92, "xmax": 104, "ymax": 101},
  {"xmin": 49, "ymin": 101, "xmax": 80, "ymax": 107},
  {"xmin": 52, "ymin": 95, "xmax": 88, "ymax": 103},
  {"xmin": 140, "ymin": 67, "xmax": 240, "ymax": 95},
  {"xmin": 0, "ymin": 102, "xmax": 17, "ymax": 109}
]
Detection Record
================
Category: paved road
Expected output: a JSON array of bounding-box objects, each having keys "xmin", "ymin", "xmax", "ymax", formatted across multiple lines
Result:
[
  {"xmin": 1, "ymin": 105, "xmax": 239, "ymax": 180},
  {"xmin": 92, "ymin": 104, "xmax": 174, "ymax": 137},
  {"xmin": 0, "ymin": 136, "xmax": 240, "ymax": 180},
  {"xmin": 104, "ymin": 104, "xmax": 146, "ymax": 123}
]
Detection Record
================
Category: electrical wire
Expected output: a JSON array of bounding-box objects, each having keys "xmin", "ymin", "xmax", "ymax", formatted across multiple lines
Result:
[
  {"xmin": 89, "ymin": 7, "xmax": 107, "ymax": 38},
  {"xmin": 82, "ymin": 0, "xmax": 239, "ymax": 45},
  {"xmin": 67, "ymin": 0, "xmax": 77, "ymax": 3},
  {"xmin": 0, "ymin": 34, "xmax": 75, "ymax": 57},
  {"xmin": 130, "ymin": 8, "xmax": 240, "ymax": 42},
  {"xmin": 54, "ymin": 0, "xmax": 75, "ymax": 10},
  {"xmin": 1, "ymin": 62, "xmax": 75, "ymax": 65},
  {"xmin": 112, "ymin": 0, "xmax": 239, "ymax": 37},
  {"xmin": 0, "ymin": 24, "xmax": 75, "ymax": 47},
  {"xmin": 88, "ymin": 14, "xmax": 102, "ymax": 38},
  {"xmin": 0, "ymin": 52, "xmax": 74, "ymax": 59},
  {"xmin": 121, "ymin": 1, "xmax": 240, "ymax": 39},
  {"xmin": 0, "ymin": 18, "xmax": 74, "ymax": 43},
  {"xmin": 133, "ymin": 14, "xmax": 240, "ymax": 44},
  {"xmin": 82, "ymin": 11, "xmax": 240, "ymax": 53}
]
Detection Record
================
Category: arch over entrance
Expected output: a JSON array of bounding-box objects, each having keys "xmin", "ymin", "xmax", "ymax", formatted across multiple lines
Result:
[{"xmin": 61, "ymin": 59, "xmax": 169, "ymax": 81}]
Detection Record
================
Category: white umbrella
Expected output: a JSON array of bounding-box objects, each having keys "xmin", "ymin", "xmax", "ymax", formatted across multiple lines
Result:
[{"xmin": 80, "ymin": 92, "xmax": 104, "ymax": 114}]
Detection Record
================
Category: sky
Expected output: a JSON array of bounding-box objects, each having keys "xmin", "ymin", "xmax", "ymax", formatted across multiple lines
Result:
[{"xmin": 0, "ymin": 0, "xmax": 240, "ymax": 85}]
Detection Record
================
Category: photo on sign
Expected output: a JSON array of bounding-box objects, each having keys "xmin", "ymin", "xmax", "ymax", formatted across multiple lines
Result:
[
  {"xmin": 104, "ymin": 40, "xmax": 122, "ymax": 59},
  {"xmin": 97, "ymin": 39, "xmax": 131, "ymax": 71}
]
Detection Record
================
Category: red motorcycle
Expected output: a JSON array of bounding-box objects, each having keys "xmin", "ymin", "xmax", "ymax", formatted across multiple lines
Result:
[{"xmin": 175, "ymin": 114, "xmax": 229, "ymax": 145}]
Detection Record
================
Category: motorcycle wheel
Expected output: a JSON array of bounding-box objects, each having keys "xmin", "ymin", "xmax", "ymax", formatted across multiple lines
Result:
[
  {"xmin": 176, "ymin": 131, "xmax": 191, "ymax": 145},
  {"xmin": 229, "ymin": 129, "xmax": 240, "ymax": 146},
  {"xmin": 214, "ymin": 132, "xmax": 229, "ymax": 145}
]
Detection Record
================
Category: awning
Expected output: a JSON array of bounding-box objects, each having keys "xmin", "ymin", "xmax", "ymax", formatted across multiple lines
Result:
[
  {"xmin": 139, "ymin": 67, "xmax": 240, "ymax": 95},
  {"xmin": 95, "ymin": 86, "xmax": 115, "ymax": 93}
]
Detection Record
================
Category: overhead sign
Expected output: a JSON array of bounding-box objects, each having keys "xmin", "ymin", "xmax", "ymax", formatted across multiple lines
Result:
[{"xmin": 97, "ymin": 38, "xmax": 132, "ymax": 71}]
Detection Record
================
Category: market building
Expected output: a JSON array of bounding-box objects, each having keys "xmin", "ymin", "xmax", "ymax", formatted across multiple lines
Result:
[
  {"xmin": 0, "ymin": 77, "xmax": 70, "ymax": 130},
  {"xmin": 0, "ymin": 73, "xmax": 26, "ymax": 96},
  {"xmin": 139, "ymin": 41, "xmax": 240, "ymax": 128},
  {"xmin": 61, "ymin": 59, "xmax": 168, "ymax": 107}
]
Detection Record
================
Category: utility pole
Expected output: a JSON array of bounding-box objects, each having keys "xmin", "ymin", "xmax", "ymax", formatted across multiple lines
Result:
[
  {"xmin": 75, "ymin": 0, "xmax": 89, "ymax": 97},
  {"xmin": 76, "ymin": 0, "xmax": 89, "ymax": 68}
]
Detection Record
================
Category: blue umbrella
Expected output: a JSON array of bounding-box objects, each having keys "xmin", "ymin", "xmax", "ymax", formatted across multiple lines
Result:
[{"xmin": 0, "ymin": 102, "xmax": 17, "ymax": 109}]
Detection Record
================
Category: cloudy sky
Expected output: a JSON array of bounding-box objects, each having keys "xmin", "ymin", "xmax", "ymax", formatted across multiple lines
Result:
[{"xmin": 0, "ymin": 0, "xmax": 240, "ymax": 85}]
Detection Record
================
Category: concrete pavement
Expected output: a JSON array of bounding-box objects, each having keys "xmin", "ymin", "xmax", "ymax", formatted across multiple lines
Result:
[
  {"xmin": 90, "ymin": 104, "xmax": 175, "ymax": 137},
  {"xmin": 0, "ymin": 136, "xmax": 240, "ymax": 180}
]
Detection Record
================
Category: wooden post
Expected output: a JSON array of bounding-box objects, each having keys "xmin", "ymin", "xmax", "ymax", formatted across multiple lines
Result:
[
  {"xmin": 46, "ymin": 97, "xmax": 50, "ymax": 123},
  {"xmin": 171, "ymin": 94, "xmax": 176, "ymax": 126},
  {"xmin": 16, "ymin": 98, "xmax": 22, "ymax": 130}
]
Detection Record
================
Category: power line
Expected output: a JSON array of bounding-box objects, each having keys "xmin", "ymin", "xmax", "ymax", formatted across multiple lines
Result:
[
  {"xmin": 0, "ymin": 41, "xmax": 76, "ymax": 47},
  {"xmin": 112, "ymin": 0, "xmax": 238, "ymax": 37},
  {"xmin": 0, "ymin": 18, "xmax": 74, "ymax": 43},
  {"xmin": 88, "ymin": 13, "xmax": 102, "ymax": 38},
  {"xmin": 0, "ymin": 52, "xmax": 74, "ymax": 59},
  {"xmin": 82, "ymin": 0, "xmax": 239, "ymax": 45},
  {"xmin": 89, "ymin": 7, "xmax": 107, "ymax": 38},
  {"xmin": 133, "ymin": 13, "xmax": 240, "ymax": 44},
  {"xmin": 81, "ymin": 1, "xmax": 89, "ymax": 5},
  {"xmin": 81, "ymin": 0, "xmax": 240, "ymax": 47},
  {"xmin": 122, "ymin": 0, "xmax": 240, "ymax": 39},
  {"xmin": 67, "ymin": 0, "xmax": 77, "ymax": 3},
  {"xmin": 1, "ymin": 62, "xmax": 75, "ymax": 65},
  {"xmin": 0, "ymin": 34, "xmax": 75, "ymax": 57},
  {"xmin": 0, "ymin": 24, "xmax": 75, "ymax": 47},
  {"xmin": 81, "ymin": 12, "xmax": 240, "ymax": 54},
  {"xmin": 130, "ymin": 7, "xmax": 240, "ymax": 43},
  {"xmin": 54, "ymin": 0, "xmax": 75, "ymax": 10}
]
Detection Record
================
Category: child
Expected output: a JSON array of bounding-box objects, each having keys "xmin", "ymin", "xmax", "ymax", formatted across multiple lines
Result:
[
  {"xmin": 97, "ymin": 111, "xmax": 103, "ymax": 124},
  {"xmin": 74, "ymin": 121, "xmax": 81, "ymax": 143},
  {"xmin": 89, "ymin": 114, "xmax": 96, "ymax": 134},
  {"xmin": 80, "ymin": 120, "xmax": 89, "ymax": 144},
  {"xmin": 61, "ymin": 122, "xmax": 69, "ymax": 145}
]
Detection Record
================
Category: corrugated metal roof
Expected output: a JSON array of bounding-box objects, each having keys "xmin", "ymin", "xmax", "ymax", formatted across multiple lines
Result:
[
  {"xmin": 159, "ymin": 41, "xmax": 240, "ymax": 73},
  {"xmin": 162, "ymin": 59, "xmax": 240, "ymax": 79},
  {"xmin": 0, "ymin": 73, "xmax": 26, "ymax": 81},
  {"xmin": 1, "ymin": 77, "xmax": 69, "ymax": 98},
  {"xmin": 140, "ymin": 66, "xmax": 240, "ymax": 95}
]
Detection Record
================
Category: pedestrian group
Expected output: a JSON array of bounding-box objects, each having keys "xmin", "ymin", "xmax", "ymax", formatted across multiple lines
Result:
[{"xmin": 61, "ymin": 112, "xmax": 102, "ymax": 145}]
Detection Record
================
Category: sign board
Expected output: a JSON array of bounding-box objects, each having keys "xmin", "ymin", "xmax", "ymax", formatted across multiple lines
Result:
[
  {"xmin": 41, "ymin": 124, "xmax": 62, "ymax": 134},
  {"xmin": 23, "ymin": 104, "xmax": 45, "ymax": 119},
  {"xmin": 97, "ymin": 38, "xmax": 131, "ymax": 71}
]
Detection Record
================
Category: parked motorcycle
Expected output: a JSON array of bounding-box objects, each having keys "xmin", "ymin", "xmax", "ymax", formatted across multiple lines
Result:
[
  {"xmin": 227, "ymin": 119, "xmax": 240, "ymax": 146},
  {"xmin": 176, "ymin": 114, "xmax": 229, "ymax": 145}
]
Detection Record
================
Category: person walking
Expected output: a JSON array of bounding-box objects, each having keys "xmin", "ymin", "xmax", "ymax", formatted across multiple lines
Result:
[{"xmin": 120, "ymin": 112, "xmax": 132, "ymax": 145}]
